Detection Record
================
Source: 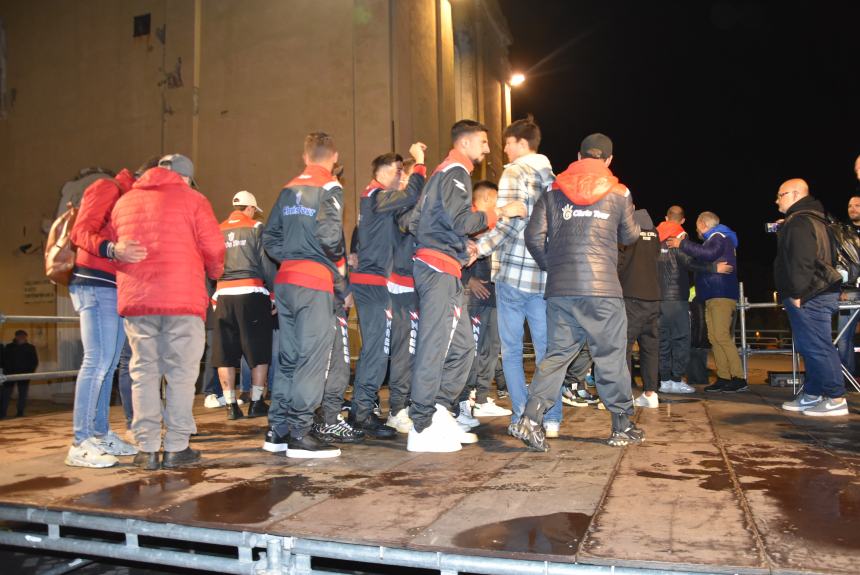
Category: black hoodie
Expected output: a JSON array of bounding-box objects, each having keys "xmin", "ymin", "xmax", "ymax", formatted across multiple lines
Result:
[{"xmin": 618, "ymin": 209, "xmax": 661, "ymax": 301}]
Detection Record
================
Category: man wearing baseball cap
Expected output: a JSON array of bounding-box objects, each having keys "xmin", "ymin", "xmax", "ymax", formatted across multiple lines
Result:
[{"xmin": 212, "ymin": 191, "xmax": 276, "ymax": 421}]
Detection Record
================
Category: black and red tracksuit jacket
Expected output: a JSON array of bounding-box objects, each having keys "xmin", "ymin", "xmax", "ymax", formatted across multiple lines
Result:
[
  {"xmin": 262, "ymin": 165, "xmax": 345, "ymax": 293},
  {"xmin": 351, "ymin": 166, "xmax": 426, "ymax": 287},
  {"xmin": 411, "ymin": 150, "xmax": 496, "ymax": 278}
]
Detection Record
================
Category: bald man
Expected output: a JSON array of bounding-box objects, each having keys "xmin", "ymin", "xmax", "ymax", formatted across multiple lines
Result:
[{"xmin": 774, "ymin": 178, "xmax": 848, "ymax": 416}]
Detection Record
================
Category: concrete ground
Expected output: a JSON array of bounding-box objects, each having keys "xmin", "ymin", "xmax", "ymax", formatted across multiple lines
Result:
[{"xmin": 0, "ymin": 354, "xmax": 857, "ymax": 574}]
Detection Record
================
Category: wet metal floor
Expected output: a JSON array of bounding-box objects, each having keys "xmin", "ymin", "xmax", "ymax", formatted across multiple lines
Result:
[{"xmin": 0, "ymin": 380, "xmax": 857, "ymax": 574}]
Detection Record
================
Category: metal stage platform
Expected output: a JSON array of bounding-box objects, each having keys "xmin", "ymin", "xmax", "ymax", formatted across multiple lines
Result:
[{"xmin": 0, "ymin": 381, "xmax": 857, "ymax": 575}]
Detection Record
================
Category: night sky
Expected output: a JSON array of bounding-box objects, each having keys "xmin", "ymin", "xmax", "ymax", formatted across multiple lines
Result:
[{"xmin": 497, "ymin": 0, "xmax": 859, "ymax": 301}]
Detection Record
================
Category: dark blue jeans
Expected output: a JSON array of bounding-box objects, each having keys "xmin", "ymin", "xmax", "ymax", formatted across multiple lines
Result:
[
  {"xmin": 835, "ymin": 291, "xmax": 860, "ymax": 375},
  {"xmin": 783, "ymin": 292, "xmax": 845, "ymax": 398}
]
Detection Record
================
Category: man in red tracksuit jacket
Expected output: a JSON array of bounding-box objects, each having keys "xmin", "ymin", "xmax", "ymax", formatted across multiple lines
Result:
[
  {"xmin": 110, "ymin": 154, "xmax": 225, "ymax": 470},
  {"xmin": 262, "ymin": 132, "xmax": 346, "ymax": 459},
  {"xmin": 407, "ymin": 120, "xmax": 525, "ymax": 453}
]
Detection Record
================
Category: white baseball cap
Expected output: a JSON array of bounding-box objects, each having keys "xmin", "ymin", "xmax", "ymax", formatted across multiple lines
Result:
[{"xmin": 232, "ymin": 190, "xmax": 262, "ymax": 213}]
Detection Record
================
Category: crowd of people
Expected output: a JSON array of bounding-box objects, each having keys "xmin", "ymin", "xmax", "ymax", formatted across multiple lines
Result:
[{"xmin": 59, "ymin": 117, "xmax": 856, "ymax": 469}]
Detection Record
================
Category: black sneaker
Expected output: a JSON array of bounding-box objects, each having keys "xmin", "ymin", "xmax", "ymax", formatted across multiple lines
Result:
[
  {"xmin": 704, "ymin": 378, "xmax": 732, "ymax": 393},
  {"xmin": 562, "ymin": 385, "xmax": 599, "ymax": 407},
  {"xmin": 511, "ymin": 416, "xmax": 549, "ymax": 452},
  {"xmin": 607, "ymin": 424, "xmax": 645, "ymax": 447},
  {"xmin": 247, "ymin": 400, "xmax": 269, "ymax": 418},
  {"xmin": 133, "ymin": 451, "xmax": 160, "ymax": 470},
  {"xmin": 349, "ymin": 412, "xmax": 397, "ymax": 439},
  {"xmin": 162, "ymin": 447, "xmax": 201, "ymax": 468},
  {"xmin": 286, "ymin": 433, "xmax": 341, "ymax": 459},
  {"xmin": 722, "ymin": 378, "xmax": 749, "ymax": 393},
  {"xmin": 226, "ymin": 402, "xmax": 245, "ymax": 420},
  {"xmin": 496, "ymin": 389, "xmax": 509, "ymax": 400},
  {"xmin": 314, "ymin": 417, "xmax": 365, "ymax": 443},
  {"xmin": 262, "ymin": 427, "xmax": 288, "ymax": 452}
]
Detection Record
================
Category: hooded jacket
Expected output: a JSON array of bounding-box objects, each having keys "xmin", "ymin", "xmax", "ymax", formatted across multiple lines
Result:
[
  {"xmin": 70, "ymin": 169, "xmax": 134, "ymax": 287},
  {"xmin": 525, "ymin": 158, "xmax": 640, "ymax": 298},
  {"xmin": 656, "ymin": 220, "xmax": 716, "ymax": 301},
  {"xmin": 774, "ymin": 195, "xmax": 841, "ymax": 302},
  {"xmin": 109, "ymin": 167, "xmax": 225, "ymax": 320},
  {"xmin": 215, "ymin": 210, "xmax": 277, "ymax": 298},
  {"xmin": 618, "ymin": 209, "xmax": 661, "ymax": 301},
  {"xmin": 679, "ymin": 223, "xmax": 739, "ymax": 301}
]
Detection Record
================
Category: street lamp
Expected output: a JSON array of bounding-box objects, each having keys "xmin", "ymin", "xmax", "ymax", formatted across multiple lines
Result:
[{"xmin": 510, "ymin": 72, "xmax": 525, "ymax": 87}]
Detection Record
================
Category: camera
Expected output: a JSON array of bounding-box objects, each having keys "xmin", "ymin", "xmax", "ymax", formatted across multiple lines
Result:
[{"xmin": 765, "ymin": 222, "xmax": 780, "ymax": 233}]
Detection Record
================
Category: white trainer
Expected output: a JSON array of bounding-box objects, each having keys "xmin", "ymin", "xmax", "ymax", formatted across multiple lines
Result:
[
  {"xmin": 438, "ymin": 404, "xmax": 478, "ymax": 444},
  {"xmin": 634, "ymin": 392, "xmax": 659, "ymax": 409},
  {"xmin": 544, "ymin": 420, "xmax": 560, "ymax": 438},
  {"xmin": 386, "ymin": 408, "xmax": 413, "ymax": 434},
  {"xmin": 96, "ymin": 431, "xmax": 138, "ymax": 456},
  {"xmin": 473, "ymin": 398, "xmax": 512, "ymax": 417},
  {"xmin": 204, "ymin": 394, "xmax": 226, "ymax": 408},
  {"xmin": 407, "ymin": 410, "xmax": 462, "ymax": 453},
  {"xmin": 455, "ymin": 400, "xmax": 480, "ymax": 429},
  {"xmin": 672, "ymin": 380, "xmax": 695, "ymax": 393},
  {"xmin": 658, "ymin": 380, "xmax": 675, "ymax": 393},
  {"xmin": 65, "ymin": 438, "xmax": 118, "ymax": 468}
]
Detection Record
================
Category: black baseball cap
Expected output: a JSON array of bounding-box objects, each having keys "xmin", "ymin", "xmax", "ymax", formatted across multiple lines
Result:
[{"xmin": 580, "ymin": 133, "xmax": 613, "ymax": 160}]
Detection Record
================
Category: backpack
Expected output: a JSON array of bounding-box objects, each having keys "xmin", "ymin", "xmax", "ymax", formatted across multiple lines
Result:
[
  {"xmin": 45, "ymin": 202, "xmax": 78, "ymax": 285},
  {"xmin": 792, "ymin": 210, "xmax": 860, "ymax": 287}
]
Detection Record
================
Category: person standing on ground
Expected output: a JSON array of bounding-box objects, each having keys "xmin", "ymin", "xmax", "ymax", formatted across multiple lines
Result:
[
  {"xmin": 836, "ymin": 193, "xmax": 860, "ymax": 377},
  {"xmin": 667, "ymin": 212, "xmax": 745, "ymax": 392},
  {"xmin": 515, "ymin": 133, "xmax": 643, "ymax": 451},
  {"xmin": 111, "ymin": 154, "xmax": 225, "ymax": 470},
  {"xmin": 775, "ymin": 179, "xmax": 849, "ymax": 416},
  {"xmin": 1, "ymin": 330, "xmax": 39, "ymax": 420}
]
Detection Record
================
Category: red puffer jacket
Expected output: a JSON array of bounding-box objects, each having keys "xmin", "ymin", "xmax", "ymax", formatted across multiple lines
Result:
[
  {"xmin": 70, "ymin": 169, "xmax": 135, "ymax": 280},
  {"xmin": 110, "ymin": 167, "xmax": 225, "ymax": 320}
]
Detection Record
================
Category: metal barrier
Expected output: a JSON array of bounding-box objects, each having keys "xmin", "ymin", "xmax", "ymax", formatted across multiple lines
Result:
[{"xmin": 0, "ymin": 313, "xmax": 80, "ymax": 385}]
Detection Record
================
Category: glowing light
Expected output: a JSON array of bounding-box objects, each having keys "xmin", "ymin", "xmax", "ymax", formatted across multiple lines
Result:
[{"xmin": 510, "ymin": 73, "xmax": 525, "ymax": 87}]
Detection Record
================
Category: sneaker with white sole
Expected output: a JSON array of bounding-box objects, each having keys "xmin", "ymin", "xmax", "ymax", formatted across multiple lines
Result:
[
  {"xmin": 386, "ymin": 408, "xmax": 413, "ymax": 433},
  {"xmin": 472, "ymin": 398, "xmax": 512, "ymax": 417},
  {"xmin": 781, "ymin": 392, "xmax": 823, "ymax": 412},
  {"xmin": 65, "ymin": 438, "xmax": 118, "ymax": 468},
  {"xmin": 658, "ymin": 380, "xmax": 675, "ymax": 393},
  {"xmin": 204, "ymin": 394, "xmax": 225, "ymax": 408},
  {"xmin": 439, "ymin": 404, "xmax": 478, "ymax": 444},
  {"xmin": 407, "ymin": 409, "xmax": 463, "ymax": 453},
  {"xmin": 96, "ymin": 431, "xmax": 138, "ymax": 456},
  {"xmin": 672, "ymin": 380, "xmax": 696, "ymax": 393},
  {"xmin": 802, "ymin": 397, "xmax": 849, "ymax": 417},
  {"xmin": 455, "ymin": 400, "xmax": 480, "ymax": 429},
  {"xmin": 634, "ymin": 393, "xmax": 659, "ymax": 409},
  {"xmin": 544, "ymin": 421, "xmax": 560, "ymax": 438}
]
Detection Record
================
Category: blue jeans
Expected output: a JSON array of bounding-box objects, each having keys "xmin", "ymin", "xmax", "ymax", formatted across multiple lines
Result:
[
  {"xmin": 783, "ymin": 292, "xmax": 845, "ymax": 398},
  {"xmin": 495, "ymin": 281, "xmax": 561, "ymax": 424},
  {"xmin": 117, "ymin": 339, "xmax": 134, "ymax": 428},
  {"xmin": 69, "ymin": 284, "xmax": 126, "ymax": 445},
  {"xmin": 836, "ymin": 292, "xmax": 860, "ymax": 375}
]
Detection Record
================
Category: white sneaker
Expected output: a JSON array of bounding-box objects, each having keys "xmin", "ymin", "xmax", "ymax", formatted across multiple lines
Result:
[
  {"xmin": 672, "ymin": 380, "xmax": 695, "ymax": 393},
  {"xmin": 658, "ymin": 380, "xmax": 675, "ymax": 393},
  {"xmin": 634, "ymin": 393, "xmax": 659, "ymax": 409},
  {"xmin": 473, "ymin": 398, "xmax": 512, "ymax": 417},
  {"xmin": 386, "ymin": 408, "xmax": 413, "ymax": 434},
  {"xmin": 438, "ymin": 404, "xmax": 478, "ymax": 444},
  {"xmin": 407, "ymin": 411, "xmax": 462, "ymax": 453},
  {"xmin": 204, "ymin": 394, "xmax": 226, "ymax": 408},
  {"xmin": 455, "ymin": 400, "xmax": 480, "ymax": 429},
  {"xmin": 544, "ymin": 421, "xmax": 560, "ymax": 438},
  {"xmin": 65, "ymin": 438, "xmax": 118, "ymax": 468},
  {"xmin": 96, "ymin": 431, "xmax": 138, "ymax": 456}
]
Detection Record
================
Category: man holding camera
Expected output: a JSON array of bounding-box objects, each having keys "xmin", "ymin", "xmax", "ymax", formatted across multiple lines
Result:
[{"xmin": 774, "ymin": 178, "xmax": 848, "ymax": 417}]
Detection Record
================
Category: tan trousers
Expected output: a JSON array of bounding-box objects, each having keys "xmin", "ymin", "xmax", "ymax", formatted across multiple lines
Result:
[
  {"xmin": 705, "ymin": 298, "xmax": 743, "ymax": 380},
  {"xmin": 124, "ymin": 315, "xmax": 205, "ymax": 453}
]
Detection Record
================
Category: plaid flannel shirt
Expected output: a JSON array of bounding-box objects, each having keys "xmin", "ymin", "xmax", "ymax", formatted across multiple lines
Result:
[{"xmin": 476, "ymin": 155, "xmax": 553, "ymax": 294}]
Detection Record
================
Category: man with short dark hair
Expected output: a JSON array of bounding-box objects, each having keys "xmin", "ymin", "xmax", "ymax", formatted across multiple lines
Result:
[
  {"xmin": 515, "ymin": 133, "xmax": 643, "ymax": 451},
  {"xmin": 471, "ymin": 117, "xmax": 559, "ymax": 436},
  {"xmin": 836, "ymin": 194, "xmax": 860, "ymax": 376},
  {"xmin": 212, "ymin": 191, "xmax": 276, "ymax": 421},
  {"xmin": 667, "ymin": 211, "xmax": 745, "ymax": 392},
  {"xmin": 1, "ymin": 330, "xmax": 38, "ymax": 419},
  {"xmin": 775, "ymin": 178, "xmax": 848, "ymax": 416},
  {"xmin": 262, "ymin": 132, "xmax": 347, "ymax": 458},
  {"xmin": 407, "ymin": 119, "xmax": 525, "ymax": 452},
  {"xmin": 349, "ymin": 143, "xmax": 426, "ymax": 439}
]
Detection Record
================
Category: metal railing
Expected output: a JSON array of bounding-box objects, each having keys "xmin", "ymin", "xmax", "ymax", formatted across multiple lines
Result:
[{"xmin": 0, "ymin": 313, "xmax": 79, "ymax": 385}]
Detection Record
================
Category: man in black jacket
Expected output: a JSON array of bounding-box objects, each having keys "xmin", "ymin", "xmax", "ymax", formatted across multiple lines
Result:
[
  {"xmin": 775, "ymin": 179, "xmax": 848, "ymax": 417},
  {"xmin": 2, "ymin": 330, "xmax": 38, "ymax": 418},
  {"xmin": 619, "ymin": 209, "xmax": 662, "ymax": 408},
  {"xmin": 514, "ymin": 133, "xmax": 643, "ymax": 451}
]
